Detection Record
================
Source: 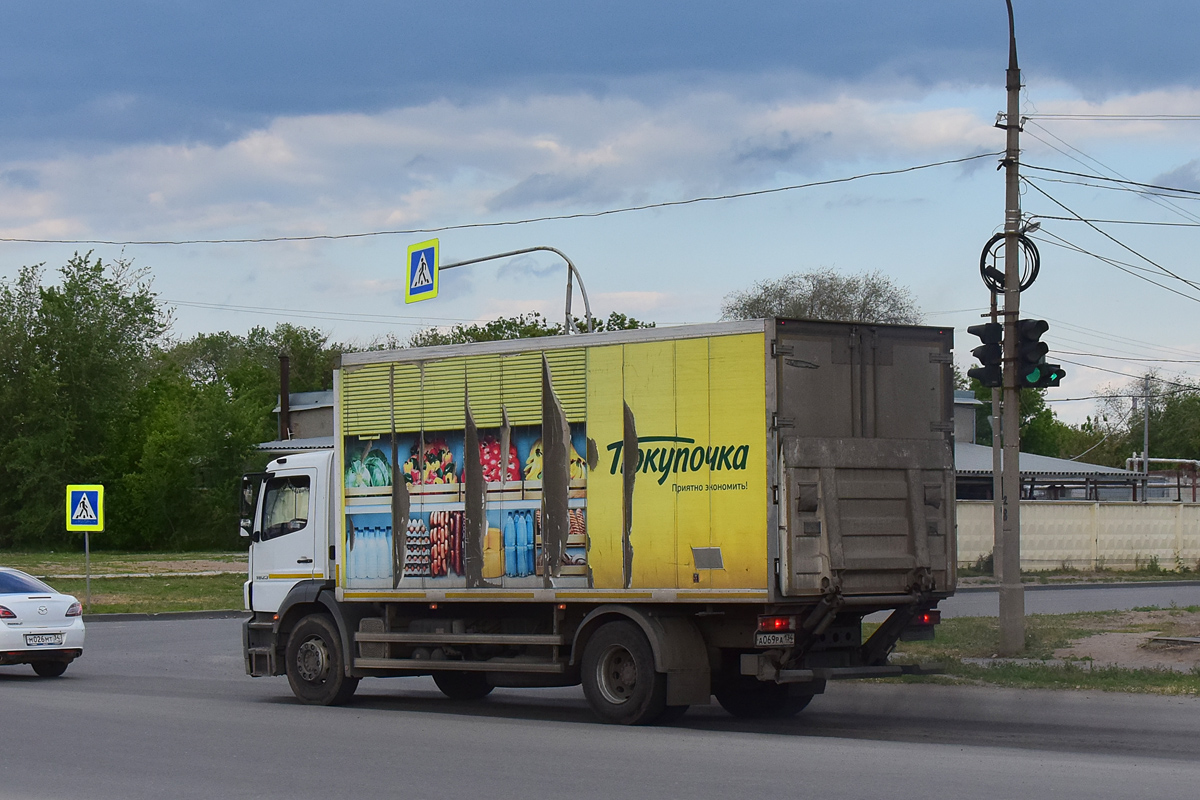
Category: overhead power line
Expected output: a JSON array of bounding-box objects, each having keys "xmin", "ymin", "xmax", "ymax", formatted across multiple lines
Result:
[
  {"xmin": 1033, "ymin": 215, "xmax": 1200, "ymax": 228},
  {"xmin": 1024, "ymin": 123, "xmax": 1200, "ymax": 226},
  {"xmin": 1023, "ymin": 180, "xmax": 1200, "ymax": 295},
  {"xmin": 1055, "ymin": 350, "xmax": 1200, "ymax": 364},
  {"xmin": 1024, "ymin": 310, "xmax": 1200, "ymax": 360},
  {"xmin": 166, "ymin": 299, "xmax": 480, "ymax": 328},
  {"xmin": 1025, "ymin": 114, "xmax": 1200, "ymax": 121},
  {"xmin": 1028, "ymin": 174, "xmax": 1200, "ymax": 202},
  {"xmin": 1023, "ymin": 164, "xmax": 1200, "ymax": 197},
  {"xmin": 1055, "ymin": 357, "xmax": 1200, "ymax": 390},
  {"xmin": 0, "ymin": 151, "xmax": 1002, "ymax": 247}
]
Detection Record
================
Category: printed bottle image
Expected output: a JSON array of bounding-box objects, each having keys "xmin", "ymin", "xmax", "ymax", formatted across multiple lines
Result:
[
  {"xmin": 503, "ymin": 513, "xmax": 517, "ymax": 578},
  {"xmin": 520, "ymin": 511, "xmax": 534, "ymax": 576}
]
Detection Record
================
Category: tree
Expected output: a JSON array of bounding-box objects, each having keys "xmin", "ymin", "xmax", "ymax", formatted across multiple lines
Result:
[
  {"xmin": 408, "ymin": 311, "xmax": 654, "ymax": 347},
  {"xmin": 1098, "ymin": 372, "xmax": 1200, "ymax": 467},
  {"xmin": 968, "ymin": 379, "xmax": 1078, "ymax": 458},
  {"xmin": 721, "ymin": 268, "xmax": 922, "ymax": 324},
  {"xmin": 0, "ymin": 254, "xmax": 169, "ymax": 548},
  {"xmin": 121, "ymin": 323, "xmax": 348, "ymax": 549}
]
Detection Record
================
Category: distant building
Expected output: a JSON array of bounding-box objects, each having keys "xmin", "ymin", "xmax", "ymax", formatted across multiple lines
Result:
[
  {"xmin": 953, "ymin": 391, "xmax": 1142, "ymax": 500},
  {"xmin": 259, "ymin": 390, "xmax": 334, "ymax": 453}
]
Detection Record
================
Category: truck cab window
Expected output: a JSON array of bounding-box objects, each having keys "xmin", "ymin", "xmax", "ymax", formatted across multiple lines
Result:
[{"xmin": 261, "ymin": 476, "xmax": 310, "ymax": 540}]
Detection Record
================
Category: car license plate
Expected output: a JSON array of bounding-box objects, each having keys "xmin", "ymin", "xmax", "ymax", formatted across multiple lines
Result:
[
  {"xmin": 24, "ymin": 633, "xmax": 64, "ymax": 647},
  {"xmin": 755, "ymin": 632, "xmax": 795, "ymax": 647}
]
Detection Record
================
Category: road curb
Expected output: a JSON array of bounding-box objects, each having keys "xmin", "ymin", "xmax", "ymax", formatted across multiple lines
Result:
[
  {"xmin": 83, "ymin": 609, "xmax": 248, "ymax": 623},
  {"xmin": 956, "ymin": 580, "xmax": 1200, "ymax": 593}
]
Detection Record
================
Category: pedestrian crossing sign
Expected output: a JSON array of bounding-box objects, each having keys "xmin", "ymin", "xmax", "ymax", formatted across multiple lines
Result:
[
  {"xmin": 405, "ymin": 238, "xmax": 439, "ymax": 304},
  {"xmin": 66, "ymin": 485, "xmax": 104, "ymax": 531}
]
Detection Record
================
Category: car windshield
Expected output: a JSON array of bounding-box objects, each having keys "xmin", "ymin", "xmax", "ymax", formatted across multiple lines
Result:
[{"xmin": 0, "ymin": 571, "xmax": 55, "ymax": 594}]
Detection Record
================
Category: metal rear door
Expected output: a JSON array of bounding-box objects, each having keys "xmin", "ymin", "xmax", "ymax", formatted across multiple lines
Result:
[{"xmin": 774, "ymin": 320, "xmax": 955, "ymax": 597}]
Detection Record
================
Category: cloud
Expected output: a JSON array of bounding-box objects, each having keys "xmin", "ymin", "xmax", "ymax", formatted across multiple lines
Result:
[
  {"xmin": 1153, "ymin": 160, "xmax": 1200, "ymax": 191},
  {"xmin": 495, "ymin": 254, "xmax": 563, "ymax": 280},
  {"xmin": 488, "ymin": 172, "xmax": 603, "ymax": 211},
  {"xmin": 0, "ymin": 87, "xmax": 1005, "ymax": 244}
]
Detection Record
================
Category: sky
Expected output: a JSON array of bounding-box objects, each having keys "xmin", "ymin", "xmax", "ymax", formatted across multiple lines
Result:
[{"xmin": 3, "ymin": 1, "xmax": 1200, "ymax": 431}]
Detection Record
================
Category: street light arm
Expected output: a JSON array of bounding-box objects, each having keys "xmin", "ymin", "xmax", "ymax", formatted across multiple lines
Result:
[{"xmin": 441, "ymin": 245, "xmax": 594, "ymax": 334}]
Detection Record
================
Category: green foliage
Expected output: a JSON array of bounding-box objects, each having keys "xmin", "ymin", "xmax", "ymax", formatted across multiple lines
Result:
[
  {"xmin": 721, "ymin": 268, "xmax": 922, "ymax": 324},
  {"xmin": 407, "ymin": 311, "xmax": 654, "ymax": 347},
  {"xmin": 1, "ymin": 263, "xmax": 654, "ymax": 551},
  {"xmin": 968, "ymin": 379, "xmax": 1071, "ymax": 456},
  {"xmin": 0, "ymin": 255, "xmax": 169, "ymax": 549},
  {"xmin": 0, "ymin": 256, "xmax": 344, "ymax": 551}
]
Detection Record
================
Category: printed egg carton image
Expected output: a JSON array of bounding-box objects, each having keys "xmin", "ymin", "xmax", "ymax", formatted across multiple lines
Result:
[{"xmin": 402, "ymin": 518, "xmax": 431, "ymax": 578}]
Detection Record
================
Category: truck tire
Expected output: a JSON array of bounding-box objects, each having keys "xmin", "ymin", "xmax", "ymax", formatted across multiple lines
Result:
[
  {"xmin": 655, "ymin": 705, "xmax": 689, "ymax": 724},
  {"xmin": 433, "ymin": 671, "xmax": 494, "ymax": 700},
  {"xmin": 715, "ymin": 675, "xmax": 813, "ymax": 719},
  {"xmin": 582, "ymin": 621, "xmax": 668, "ymax": 725},
  {"xmin": 32, "ymin": 661, "xmax": 68, "ymax": 678},
  {"xmin": 285, "ymin": 614, "xmax": 359, "ymax": 706}
]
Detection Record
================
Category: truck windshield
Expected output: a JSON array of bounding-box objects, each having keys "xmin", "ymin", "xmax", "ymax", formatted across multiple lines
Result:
[{"xmin": 261, "ymin": 476, "xmax": 310, "ymax": 540}]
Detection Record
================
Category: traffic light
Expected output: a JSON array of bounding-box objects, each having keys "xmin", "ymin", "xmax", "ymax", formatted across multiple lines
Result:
[
  {"xmin": 1015, "ymin": 318, "xmax": 1065, "ymax": 388},
  {"xmin": 1023, "ymin": 359, "xmax": 1066, "ymax": 388},
  {"xmin": 966, "ymin": 322, "xmax": 1003, "ymax": 388}
]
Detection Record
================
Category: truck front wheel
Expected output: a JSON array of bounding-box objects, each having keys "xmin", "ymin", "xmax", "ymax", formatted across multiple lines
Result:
[
  {"xmin": 285, "ymin": 614, "xmax": 359, "ymax": 706},
  {"xmin": 582, "ymin": 621, "xmax": 668, "ymax": 725},
  {"xmin": 715, "ymin": 675, "xmax": 813, "ymax": 719}
]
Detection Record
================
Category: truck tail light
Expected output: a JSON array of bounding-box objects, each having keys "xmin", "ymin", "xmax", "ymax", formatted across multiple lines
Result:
[
  {"xmin": 912, "ymin": 610, "xmax": 941, "ymax": 627},
  {"xmin": 0, "ymin": 605, "xmax": 15, "ymax": 619},
  {"xmin": 757, "ymin": 615, "xmax": 797, "ymax": 633}
]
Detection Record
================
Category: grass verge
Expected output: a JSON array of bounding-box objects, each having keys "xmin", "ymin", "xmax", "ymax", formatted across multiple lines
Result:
[
  {"xmin": 2, "ymin": 550, "xmax": 246, "ymax": 576},
  {"xmin": 46, "ymin": 574, "xmax": 246, "ymax": 615},
  {"xmin": 888, "ymin": 610, "xmax": 1200, "ymax": 695}
]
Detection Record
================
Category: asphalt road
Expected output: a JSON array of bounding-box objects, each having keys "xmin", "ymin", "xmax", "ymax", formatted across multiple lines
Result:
[
  {"xmin": 942, "ymin": 581, "xmax": 1200, "ymax": 617},
  {"xmin": 4, "ymin": 617, "xmax": 1200, "ymax": 800}
]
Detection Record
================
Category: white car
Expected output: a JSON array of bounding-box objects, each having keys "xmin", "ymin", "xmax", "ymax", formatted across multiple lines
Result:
[{"xmin": 0, "ymin": 567, "xmax": 85, "ymax": 677}]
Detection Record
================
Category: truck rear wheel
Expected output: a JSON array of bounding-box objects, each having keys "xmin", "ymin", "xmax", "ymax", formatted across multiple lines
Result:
[
  {"xmin": 285, "ymin": 614, "xmax": 359, "ymax": 706},
  {"xmin": 433, "ymin": 671, "xmax": 494, "ymax": 700},
  {"xmin": 715, "ymin": 675, "xmax": 813, "ymax": 719},
  {"xmin": 582, "ymin": 621, "xmax": 668, "ymax": 725}
]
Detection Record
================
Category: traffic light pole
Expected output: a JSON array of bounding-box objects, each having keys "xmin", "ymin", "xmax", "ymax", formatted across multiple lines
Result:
[
  {"xmin": 999, "ymin": 0, "xmax": 1025, "ymax": 655},
  {"xmin": 989, "ymin": 293, "xmax": 1004, "ymax": 582}
]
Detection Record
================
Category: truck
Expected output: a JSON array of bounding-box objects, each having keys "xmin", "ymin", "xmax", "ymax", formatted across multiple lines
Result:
[{"xmin": 241, "ymin": 317, "xmax": 956, "ymax": 724}]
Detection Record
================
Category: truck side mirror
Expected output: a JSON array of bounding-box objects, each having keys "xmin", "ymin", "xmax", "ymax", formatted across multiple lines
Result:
[{"xmin": 240, "ymin": 472, "xmax": 272, "ymax": 542}]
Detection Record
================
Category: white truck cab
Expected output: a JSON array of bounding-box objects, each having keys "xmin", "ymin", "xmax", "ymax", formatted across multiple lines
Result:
[{"xmin": 243, "ymin": 451, "xmax": 333, "ymax": 614}]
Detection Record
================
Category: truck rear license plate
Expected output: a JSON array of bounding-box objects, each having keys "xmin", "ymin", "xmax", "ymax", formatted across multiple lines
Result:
[
  {"xmin": 755, "ymin": 632, "xmax": 794, "ymax": 647},
  {"xmin": 24, "ymin": 633, "xmax": 64, "ymax": 647}
]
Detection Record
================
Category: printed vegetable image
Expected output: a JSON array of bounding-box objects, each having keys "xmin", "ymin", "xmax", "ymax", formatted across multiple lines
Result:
[
  {"xmin": 479, "ymin": 435, "xmax": 521, "ymax": 482},
  {"xmin": 401, "ymin": 438, "xmax": 459, "ymax": 485},
  {"xmin": 523, "ymin": 438, "xmax": 588, "ymax": 481},
  {"xmin": 345, "ymin": 449, "xmax": 392, "ymax": 488}
]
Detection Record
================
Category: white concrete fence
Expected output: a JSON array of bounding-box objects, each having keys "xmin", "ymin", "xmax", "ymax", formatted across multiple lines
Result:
[{"xmin": 957, "ymin": 500, "xmax": 1200, "ymax": 571}]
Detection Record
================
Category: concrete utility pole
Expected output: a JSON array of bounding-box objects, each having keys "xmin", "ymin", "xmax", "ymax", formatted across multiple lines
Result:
[
  {"xmin": 990, "ymin": 292, "xmax": 1003, "ymax": 575},
  {"xmin": 1143, "ymin": 375, "xmax": 1151, "ymax": 499},
  {"xmin": 998, "ymin": 0, "xmax": 1025, "ymax": 655}
]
